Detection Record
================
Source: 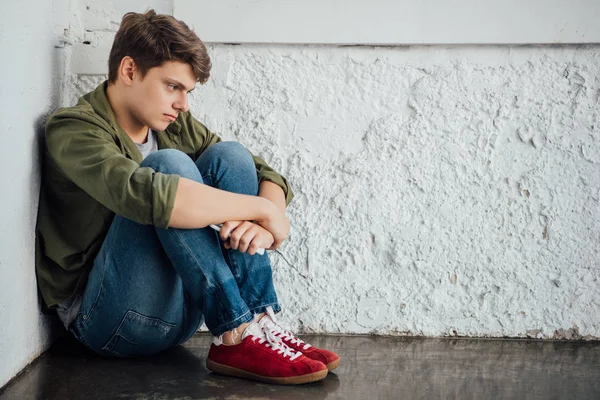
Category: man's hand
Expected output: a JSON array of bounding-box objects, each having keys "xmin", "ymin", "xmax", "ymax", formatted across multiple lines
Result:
[
  {"xmin": 257, "ymin": 181, "xmax": 290, "ymax": 250},
  {"xmin": 256, "ymin": 207, "xmax": 290, "ymax": 250},
  {"xmin": 216, "ymin": 181, "xmax": 290, "ymax": 253},
  {"xmin": 219, "ymin": 220, "xmax": 275, "ymax": 255}
]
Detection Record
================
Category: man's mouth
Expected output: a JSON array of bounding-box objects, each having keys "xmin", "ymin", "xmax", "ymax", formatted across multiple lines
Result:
[{"xmin": 164, "ymin": 114, "xmax": 177, "ymax": 122}]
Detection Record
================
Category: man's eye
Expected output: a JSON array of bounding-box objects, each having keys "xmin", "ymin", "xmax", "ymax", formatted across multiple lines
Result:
[{"xmin": 167, "ymin": 84, "xmax": 178, "ymax": 91}]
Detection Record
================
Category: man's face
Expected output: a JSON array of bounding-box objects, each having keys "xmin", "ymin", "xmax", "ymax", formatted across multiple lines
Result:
[{"xmin": 128, "ymin": 60, "xmax": 197, "ymax": 132}]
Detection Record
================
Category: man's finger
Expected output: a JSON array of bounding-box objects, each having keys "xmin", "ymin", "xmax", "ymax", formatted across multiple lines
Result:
[
  {"xmin": 239, "ymin": 226, "xmax": 260, "ymax": 253},
  {"xmin": 229, "ymin": 222, "xmax": 253, "ymax": 250},
  {"xmin": 220, "ymin": 221, "xmax": 240, "ymax": 241},
  {"xmin": 247, "ymin": 242, "xmax": 258, "ymax": 255}
]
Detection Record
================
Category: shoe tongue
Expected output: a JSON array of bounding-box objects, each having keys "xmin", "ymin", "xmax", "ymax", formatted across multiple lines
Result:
[
  {"xmin": 241, "ymin": 322, "xmax": 264, "ymax": 340},
  {"xmin": 257, "ymin": 314, "xmax": 275, "ymax": 330}
]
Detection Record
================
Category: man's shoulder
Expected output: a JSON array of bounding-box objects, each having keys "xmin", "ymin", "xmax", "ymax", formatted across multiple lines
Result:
[
  {"xmin": 46, "ymin": 97, "xmax": 112, "ymax": 137},
  {"xmin": 48, "ymin": 100, "xmax": 88, "ymax": 122},
  {"xmin": 47, "ymin": 82, "xmax": 114, "ymax": 135}
]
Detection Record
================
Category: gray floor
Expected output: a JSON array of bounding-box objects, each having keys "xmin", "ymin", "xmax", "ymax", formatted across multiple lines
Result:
[{"xmin": 1, "ymin": 333, "xmax": 599, "ymax": 399}]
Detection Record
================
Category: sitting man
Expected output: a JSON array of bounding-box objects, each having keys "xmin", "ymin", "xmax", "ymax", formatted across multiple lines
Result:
[{"xmin": 36, "ymin": 9, "xmax": 339, "ymax": 385}]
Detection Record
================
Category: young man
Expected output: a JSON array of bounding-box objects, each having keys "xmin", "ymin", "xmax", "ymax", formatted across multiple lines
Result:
[{"xmin": 35, "ymin": 10, "xmax": 339, "ymax": 385}]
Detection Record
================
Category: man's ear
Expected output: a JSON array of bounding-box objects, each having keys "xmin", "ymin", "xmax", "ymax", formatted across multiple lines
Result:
[{"xmin": 119, "ymin": 56, "xmax": 137, "ymax": 87}]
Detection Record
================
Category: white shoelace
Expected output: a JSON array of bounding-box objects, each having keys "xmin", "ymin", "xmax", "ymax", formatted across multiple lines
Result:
[
  {"xmin": 214, "ymin": 319, "xmax": 302, "ymax": 361},
  {"xmin": 261, "ymin": 307, "xmax": 312, "ymax": 351},
  {"xmin": 251, "ymin": 325, "xmax": 302, "ymax": 361}
]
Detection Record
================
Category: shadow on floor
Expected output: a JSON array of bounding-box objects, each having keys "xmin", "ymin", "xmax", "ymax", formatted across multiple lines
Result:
[{"xmin": 1, "ymin": 333, "xmax": 600, "ymax": 399}]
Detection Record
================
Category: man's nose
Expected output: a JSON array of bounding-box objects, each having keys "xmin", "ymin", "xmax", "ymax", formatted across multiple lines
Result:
[{"xmin": 175, "ymin": 92, "xmax": 189, "ymax": 113}]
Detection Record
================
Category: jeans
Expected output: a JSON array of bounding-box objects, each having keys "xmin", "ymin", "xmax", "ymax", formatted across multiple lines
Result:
[{"xmin": 69, "ymin": 142, "xmax": 281, "ymax": 358}]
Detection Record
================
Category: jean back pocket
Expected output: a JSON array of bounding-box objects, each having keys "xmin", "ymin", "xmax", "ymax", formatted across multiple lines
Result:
[{"xmin": 102, "ymin": 310, "xmax": 177, "ymax": 357}]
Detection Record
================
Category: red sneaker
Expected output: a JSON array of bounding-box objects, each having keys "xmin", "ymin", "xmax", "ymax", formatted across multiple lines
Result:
[
  {"xmin": 206, "ymin": 322, "xmax": 328, "ymax": 385},
  {"xmin": 259, "ymin": 308, "xmax": 341, "ymax": 371}
]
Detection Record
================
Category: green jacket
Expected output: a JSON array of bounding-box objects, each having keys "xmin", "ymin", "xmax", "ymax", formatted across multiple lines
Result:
[{"xmin": 36, "ymin": 81, "xmax": 293, "ymax": 309}]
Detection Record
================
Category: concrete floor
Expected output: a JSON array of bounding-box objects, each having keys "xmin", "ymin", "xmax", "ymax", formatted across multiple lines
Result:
[{"xmin": 1, "ymin": 333, "xmax": 599, "ymax": 399}]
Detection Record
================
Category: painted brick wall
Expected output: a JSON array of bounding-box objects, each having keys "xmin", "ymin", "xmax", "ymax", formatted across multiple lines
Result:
[
  {"xmin": 71, "ymin": 43, "xmax": 600, "ymax": 339},
  {"xmin": 3, "ymin": 0, "xmax": 597, "ymax": 389}
]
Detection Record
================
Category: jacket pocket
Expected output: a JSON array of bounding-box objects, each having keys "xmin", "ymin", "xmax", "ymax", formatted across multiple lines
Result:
[{"xmin": 101, "ymin": 310, "xmax": 177, "ymax": 357}]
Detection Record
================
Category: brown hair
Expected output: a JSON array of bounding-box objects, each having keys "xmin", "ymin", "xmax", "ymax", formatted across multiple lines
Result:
[{"xmin": 108, "ymin": 10, "xmax": 211, "ymax": 84}]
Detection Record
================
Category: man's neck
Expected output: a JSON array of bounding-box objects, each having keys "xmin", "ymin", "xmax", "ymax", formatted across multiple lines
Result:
[{"xmin": 106, "ymin": 83, "xmax": 149, "ymax": 143}]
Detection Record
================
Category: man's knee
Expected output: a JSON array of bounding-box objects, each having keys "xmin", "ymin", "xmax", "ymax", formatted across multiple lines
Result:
[
  {"xmin": 141, "ymin": 149, "xmax": 200, "ymax": 180},
  {"xmin": 201, "ymin": 141, "xmax": 255, "ymax": 172}
]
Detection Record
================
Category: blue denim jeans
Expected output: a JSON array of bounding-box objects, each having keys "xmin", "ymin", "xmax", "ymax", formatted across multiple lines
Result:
[{"xmin": 70, "ymin": 142, "xmax": 281, "ymax": 357}]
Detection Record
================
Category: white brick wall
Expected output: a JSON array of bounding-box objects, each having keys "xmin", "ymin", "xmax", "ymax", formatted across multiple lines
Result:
[
  {"xmin": 71, "ymin": 43, "xmax": 600, "ymax": 339},
  {"xmin": 3, "ymin": 3, "xmax": 598, "ymax": 388}
]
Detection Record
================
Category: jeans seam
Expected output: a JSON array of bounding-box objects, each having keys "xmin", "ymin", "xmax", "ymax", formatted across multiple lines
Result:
[
  {"xmin": 82, "ymin": 257, "xmax": 110, "ymax": 328},
  {"xmin": 211, "ymin": 310, "xmax": 253, "ymax": 336},
  {"xmin": 172, "ymin": 228, "xmax": 252, "ymax": 332},
  {"xmin": 201, "ymin": 173, "xmax": 215, "ymax": 186},
  {"xmin": 70, "ymin": 320, "xmax": 91, "ymax": 349},
  {"xmin": 172, "ymin": 228, "xmax": 215, "ymax": 288},
  {"xmin": 100, "ymin": 312, "xmax": 132, "ymax": 356},
  {"xmin": 226, "ymin": 249, "xmax": 240, "ymax": 279},
  {"xmin": 100, "ymin": 310, "xmax": 178, "ymax": 357},
  {"xmin": 179, "ymin": 293, "xmax": 189, "ymax": 345},
  {"xmin": 84, "ymin": 218, "xmax": 123, "ymax": 327},
  {"xmin": 248, "ymin": 301, "xmax": 280, "ymax": 315}
]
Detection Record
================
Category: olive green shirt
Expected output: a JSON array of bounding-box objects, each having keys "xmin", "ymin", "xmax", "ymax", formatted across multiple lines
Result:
[{"xmin": 36, "ymin": 81, "xmax": 293, "ymax": 309}]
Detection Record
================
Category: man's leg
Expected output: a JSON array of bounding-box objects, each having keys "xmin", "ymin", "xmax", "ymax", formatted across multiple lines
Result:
[
  {"xmin": 197, "ymin": 142, "xmax": 340, "ymax": 372},
  {"xmin": 71, "ymin": 148, "xmax": 327, "ymax": 384},
  {"xmin": 70, "ymin": 149, "xmax": 254, "ymax": 357},
  {"xmin": 195, "ymin": 142, "xmax": 280, "ymax": 317},
  {"xmin": 193, "ymin": 143, "xmax": 329, "ymax": 384}
]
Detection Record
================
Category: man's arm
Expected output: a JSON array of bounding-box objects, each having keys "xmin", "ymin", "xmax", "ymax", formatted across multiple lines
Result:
[
  {"xmin": 169, "ymin": 180, "xmax": 287, "ymax": 229},
  {"xmin": 169, "ymin": 178, "xmax": 290, "ymax": 244},
  {"xmin": 257, "ymin": 180, "xmax": 290, "ymax": 249},
  {"xmin": 170, "ymin": 178, "xmax": 271, "ymax": 228},
  {"xmin": 258, "ymin": 180, "xmax": 287, "ymax": 213},
  {"xmin": 207, "ymin": 181, "xmax": 291, "ymax": 251}
]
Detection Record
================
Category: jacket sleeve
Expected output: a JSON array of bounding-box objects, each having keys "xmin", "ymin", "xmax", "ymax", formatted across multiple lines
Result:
[
  {"xmin": 251, "ymin": 154, "xmax": 294, "ymax": 206},
  {"xmin": 187, "ymin": 113, "xmax": 294, "ymax": 206},
  {"xmin": 45, "ymin": 112, "xmax": 179, "ymax": 228}
]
